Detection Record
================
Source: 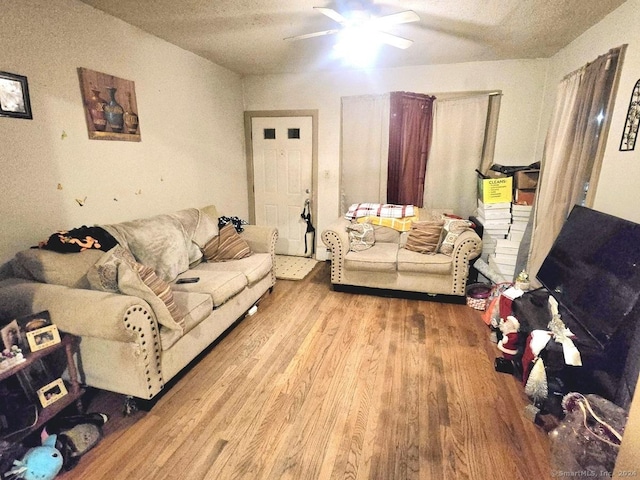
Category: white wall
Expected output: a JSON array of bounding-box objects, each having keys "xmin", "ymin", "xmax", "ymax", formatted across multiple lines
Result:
[
  {"xmin": 539, "ymin": 0, "xmax": 640, "ymax": 224},
  {"xmin": 243, "ymin": 59, "xmax": 549, "ymax": 258},
  {"xmin": 0, "ymin": 0, "xmax": 248, "ymax": 264}
]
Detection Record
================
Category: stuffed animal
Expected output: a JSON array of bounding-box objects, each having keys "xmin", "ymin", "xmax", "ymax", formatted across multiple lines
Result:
[
  {"xmin": 497, "ymin": 315, "xmax": 520, "ymax": 359},
  {"xmin": 5, "ymin": 435, "xmax": 63, "ymax": 480},
  {"xmin": 45, "ymin": 412, "xmax": 108, "ymax": 471}
]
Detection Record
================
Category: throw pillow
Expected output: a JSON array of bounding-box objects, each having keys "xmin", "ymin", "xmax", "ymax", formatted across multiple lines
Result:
[
  {"xmin": 202, "ymin": 223, "xmax": 252, "ymax": 262},
  {"xmin": 88, "ymin": 246, "xmax": 184, "ymax": 330},
  {"xmin": 439, "ymin": 215, "xmax": 474, "ymax": 256},
  {"xmin": 404, "ymin": 220, "xmax": 444, "ymax": 254},
  {"xmin": 87, "ymin": 246, "xmax": 136, "ymax": 293},
  {"xmin": 346, "ymin": 222, "xmax": 375, "ymax": 252}
]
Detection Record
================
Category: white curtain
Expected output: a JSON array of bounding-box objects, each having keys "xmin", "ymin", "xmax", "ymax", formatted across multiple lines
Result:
[
  {"xmin": 340, "ymin": 94, "xmax": 390, "ymax": 212},
  {"xmin": 423, "ymin": 95, "xmax": 490, "ymax": 218},
  {"xmin": 528, "ymin": 47, "xmax": 622, "ymax": 281}
]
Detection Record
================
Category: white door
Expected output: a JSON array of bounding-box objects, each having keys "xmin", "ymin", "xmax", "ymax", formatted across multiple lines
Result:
[{"xmin": 251, "ymin": 116, "xmax": 313, "ymax": 256}]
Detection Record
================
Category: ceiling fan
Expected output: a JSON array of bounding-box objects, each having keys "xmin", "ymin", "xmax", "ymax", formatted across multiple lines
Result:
[{"xmin": 285, "ymin": 3, "xmax": 420, "ymax": 49}]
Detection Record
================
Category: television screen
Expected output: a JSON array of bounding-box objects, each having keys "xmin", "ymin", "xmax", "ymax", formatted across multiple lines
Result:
[{"xmin": 537, "ymin": 205, "xmax": 640, "ymax": 349}]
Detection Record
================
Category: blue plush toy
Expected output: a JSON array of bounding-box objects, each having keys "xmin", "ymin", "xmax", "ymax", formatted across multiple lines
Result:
[{"xmin": 5, "ymin": 435, "xmax": 63, "ymax": 480}]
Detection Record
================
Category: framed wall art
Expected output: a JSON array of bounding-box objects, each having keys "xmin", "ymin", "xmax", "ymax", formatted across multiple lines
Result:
[
  {"xmin": 620, "ymin": 79, "xmax": 640, "ymax": 151},
  {"xmin": 0, "ymin": 71, "xmax": 32, "ymax": 120},
  {"xmin": 77, "ymin": 67, "xmax": 141, "ymax": 142}
]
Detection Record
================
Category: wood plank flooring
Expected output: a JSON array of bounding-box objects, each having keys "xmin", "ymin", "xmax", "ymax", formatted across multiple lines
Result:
[{"xmin": 58, "ymin": 262, "xmax": 550, "ymax": 479}]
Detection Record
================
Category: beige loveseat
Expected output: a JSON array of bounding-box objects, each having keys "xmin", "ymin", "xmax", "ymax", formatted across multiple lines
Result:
[
  {"xmin": 0, "ymin": 205, "xmax": 277, "ymax": 401},
  {"xmin": 321, "ymin": 209, "xmax": 482, "ymax": 296}
]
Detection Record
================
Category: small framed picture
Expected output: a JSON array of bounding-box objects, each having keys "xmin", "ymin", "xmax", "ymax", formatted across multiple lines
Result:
[
  {"xmin": 1, "ymin": 320, "xmax": 24, "ymax": 350},
  {"xmin": 0, "ymin": 71, "xmax": 32, "ymax": 120},
  {"xmin": 26, "ymin": 324, "xmax": 61, "ymax": 352},
  {"xmin": 37, "ymin": 378, "xmax": 68, "ymax": 408}
]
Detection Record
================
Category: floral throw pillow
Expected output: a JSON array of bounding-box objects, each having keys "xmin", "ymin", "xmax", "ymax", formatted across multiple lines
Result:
[
  {"xmin": 439, "ymin": 215, "xmax": 474, "ymax": 256},
  {"xmin": 346, "ymin": 222, "xmax": 375, "ymax": 252}
]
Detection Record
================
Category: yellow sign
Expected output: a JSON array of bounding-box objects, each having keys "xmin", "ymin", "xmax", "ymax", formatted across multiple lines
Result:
[{"xmin": 478, "ymin": 176, "xmax": 513, "ymax": 204}]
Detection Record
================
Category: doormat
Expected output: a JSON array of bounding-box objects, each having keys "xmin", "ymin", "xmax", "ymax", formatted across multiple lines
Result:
[{"xmin": 275, "ymin": 255, "xmax": 318, "ymax": 280}]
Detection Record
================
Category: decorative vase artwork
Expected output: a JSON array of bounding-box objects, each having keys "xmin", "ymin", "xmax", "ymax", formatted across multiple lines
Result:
[{"xmin": 78, "ymin": 68, "xmax": 141, "ymax": 141}]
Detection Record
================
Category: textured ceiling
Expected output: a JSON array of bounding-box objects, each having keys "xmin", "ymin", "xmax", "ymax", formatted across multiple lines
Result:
[{"xmin": 77, "ymin": 0, "xmax": 626, "ymax": 75}]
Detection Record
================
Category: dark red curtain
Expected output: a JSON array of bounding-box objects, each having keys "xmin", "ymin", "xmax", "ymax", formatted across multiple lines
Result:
[{"xmin": 387, "ymin": 91, "xmax": 436, "ymax": 206}]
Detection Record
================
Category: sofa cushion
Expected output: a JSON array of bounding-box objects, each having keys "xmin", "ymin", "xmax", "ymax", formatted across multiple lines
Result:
[
  {"xmin": 344, "ymin": 243, "xmax": 398, "ymax": 272},
  {"xmin": 172, "ymin": 270, "xmax": 247, "ymax": 307},
  {"xmin": 11, "ymin": 249, "xmax": 104, "ymax": 289},
  {"xmin": 403, "ymin": 220, "xmax": 444, "ymax": 254},
  {"xmin": 202, "ymin": 224, "xmax": 252, "ymax": 262},
  {"xmin": 159, "ymin": 291, "xmax": 213, "ymax": 350},
  {"xmin": 397, "ymin": 249, "xmax": 453, "ymax": 274},
  {"xmin": 196, "ymin": 252, "xmax": 272, "ymax": 285},
  {"xmin": 372, "ymin": 225, "xmax": 400, "ymax": 243}
]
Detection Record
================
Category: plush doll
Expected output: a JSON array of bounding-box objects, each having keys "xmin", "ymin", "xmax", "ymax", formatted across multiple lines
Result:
[
  {"xmin": 497, "ymin": 315, "xmax": 520, "ymax": 359},
  {"xmin": 45, "ymin": 412, "xmax": 108, "ymax": 471},
  {"xmin": 5, "ymin": 435, "xmax": 63, "ymax": 480}
]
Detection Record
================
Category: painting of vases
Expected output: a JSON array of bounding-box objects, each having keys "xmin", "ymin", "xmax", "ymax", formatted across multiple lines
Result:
[{"xmin": 78, "ymin": 68, "xmax": 141, "ymax": 141}]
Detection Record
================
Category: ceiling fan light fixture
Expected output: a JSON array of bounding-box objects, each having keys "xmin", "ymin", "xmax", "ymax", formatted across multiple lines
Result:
[{"xmin": 332, "ymin": 26, "xmax": 381, "ymax": 67}]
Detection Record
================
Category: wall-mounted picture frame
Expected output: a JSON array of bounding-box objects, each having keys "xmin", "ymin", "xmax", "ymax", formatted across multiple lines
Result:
[
  {"xmin": 26, "ymin": 324, "xmax": 61, "ymax": 352},
  {"xmin": 37, "ymin": 378, "xmax": 68, "ymax": 408},
  {"xmin": 77, "ymin": 67, "xmax": 141, "ymax": 142},
  {"xmin": 0, "ymin": 71, "xmax": 32, "ymax": 120},
  {"xmin": 620, "ymin": 79, "xmax": 640, "ymax": 151}
]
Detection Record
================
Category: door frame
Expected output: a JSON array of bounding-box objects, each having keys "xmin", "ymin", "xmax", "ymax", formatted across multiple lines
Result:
[{"xmin": 244, "ymin": 110, "xmax": 319, "ymax": 235}]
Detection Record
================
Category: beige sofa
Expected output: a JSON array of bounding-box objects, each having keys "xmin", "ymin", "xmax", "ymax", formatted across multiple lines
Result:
[
  {"xmin": 321, "ymin": 209, "xmax": 482, "ymax": 296},
  {"xmin": 0, "ymin": 205, "xmax": 277, "ymax": 401}
]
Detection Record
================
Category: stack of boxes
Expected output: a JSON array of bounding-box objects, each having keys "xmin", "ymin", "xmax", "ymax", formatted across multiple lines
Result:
[
  {"xmin": 473, "ymin": 167, "xmax": 539, "ymax": 282},
  {"xmin": 476, "ymin": 199, "xmax": 511, "ymax": 260}
]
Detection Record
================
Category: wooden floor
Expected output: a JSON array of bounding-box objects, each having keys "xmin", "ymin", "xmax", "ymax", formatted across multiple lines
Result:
[{"xmin": 58, "ymin": 262, "xmax": 550, "ymax": 479}]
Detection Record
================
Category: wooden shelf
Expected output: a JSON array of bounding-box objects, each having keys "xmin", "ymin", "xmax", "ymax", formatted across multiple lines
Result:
[{"xmin": 0, "ymin": 333, "xmax": 84, "ymax": 442}]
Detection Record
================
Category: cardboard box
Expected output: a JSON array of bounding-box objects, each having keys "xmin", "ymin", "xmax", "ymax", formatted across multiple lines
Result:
[
  {"xmin": 478, "ymin": 176, "xmax": 513, "ymax": 204},
  {"xmin": 514, "ymin": 169, "xmax": 539, "ymax": 190},
  {"xmin": 515, "ymin": 188, "xmax": 536, "ymax": 205}
]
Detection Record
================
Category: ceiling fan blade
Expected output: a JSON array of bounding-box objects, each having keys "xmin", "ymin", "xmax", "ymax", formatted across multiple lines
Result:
[
  {"xmin": 284, "ymin": 29, "xmax": 340, "ymax": 41},
  {"xmin": 370, "ymin": 10, "xmax": 420, "ymax": 28},
  {"xmin": 374, "ymin": 31, "xmax": 413, "ymax": 49},
  {"xmin": 314, "ymin": 7, "xmax": 347, "ymax": 24}
]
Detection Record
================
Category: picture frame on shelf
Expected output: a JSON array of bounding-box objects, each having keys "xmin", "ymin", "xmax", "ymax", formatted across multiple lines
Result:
[
  {"xmin": 1, "ymin": 320, "xmax": 23, "ymax": 351},
  {"xmin": 0, "ymin": 71, "xmax": 33, "ymax": 120},
  {"xmin": 26, "ymin": 325, "xmax": 61, "ymax": 353},
  {"xmin": 37, "ymin": 378, "xmax": 68, "ymax": 408}
]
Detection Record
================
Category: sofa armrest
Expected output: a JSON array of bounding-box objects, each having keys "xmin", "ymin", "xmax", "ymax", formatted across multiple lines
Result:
[
  {"xmin": 0, "ymin": 278, "xmax": 157, "ymax": 343},
  {"xmin": 240, "ymin": 225, "xmax": 278, "ymax": 255},
  {"xmin": 449, "ymin": 229, "xmax": 483, "ymax": 295},
  {"xmin": 241, "ymin": 225, "xmax": 278, "ymax": 286},
  {"xmin": 321, "ymin": 217, "xmax": 351, "ymax": 284}
]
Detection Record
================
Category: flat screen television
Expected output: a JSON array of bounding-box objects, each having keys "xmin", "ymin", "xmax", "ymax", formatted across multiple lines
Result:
[
  {"xmin": 537, "ymin": 205, "xmax": 640, "ymax": 349},
  {"xmin": 537, "ymin": 205, "xmax": 640, "ymax": 407}
]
